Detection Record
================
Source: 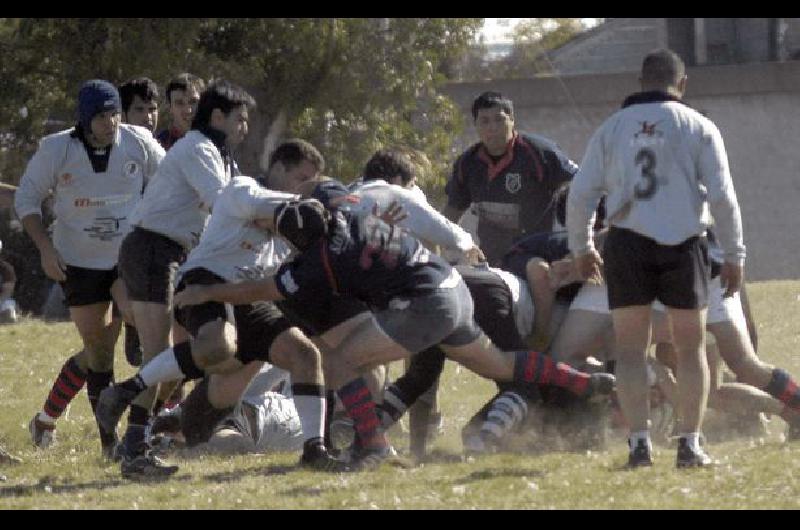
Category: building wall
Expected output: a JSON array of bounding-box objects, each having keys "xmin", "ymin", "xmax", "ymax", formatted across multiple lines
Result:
[{"xmin": 442, "ymin": 61, "xmax": 800, "ymax": 280}]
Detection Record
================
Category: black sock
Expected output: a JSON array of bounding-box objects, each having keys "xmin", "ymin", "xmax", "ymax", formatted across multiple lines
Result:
[
  {"xmin": 86, "ymin": 369, "xmax": 116, "ymax": 446},
  {"xmin": 173, "ymin": 341, "xmax": 205, "ymax": 380},
  {"xmin": 324, "ymin": 390, "xmax": 336, "ymax": 449}
]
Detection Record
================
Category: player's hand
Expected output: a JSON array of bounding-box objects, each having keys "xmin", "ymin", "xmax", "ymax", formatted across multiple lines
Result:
[
  {"xmin": 174, "ymin": 285, "xmax": 212, "ymax": 308},
  {"xmin": 464, "ymin": 245, "xmax": 486, "ymax": 266},
  {"xmin": 39, "ymin": 243, "xmax": 66, "ymax": 282},
  {"xmin": 574, "ymin": 249, "xmax": 603, "ymax": 285},
  {"xmin": 549, "ymin": 257, "xmax": 581, "ymax": 289},
  {"xmin": 373, "ymin": 201, "xmax": 407, "ymax": 225},
  {"xmin": 719, "ymin": 262, "xmax": 743, "ymax": 298}
]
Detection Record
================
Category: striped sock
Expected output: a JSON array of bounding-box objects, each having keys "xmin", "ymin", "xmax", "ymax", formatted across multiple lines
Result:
[
  {"xmin": 337, "ymin": 377, "xmax": 387, "ymax": 450},
  {"xmin": 42, "ymin": 355, "xmax": 87, "ymax": 421},
  {"xmin": 479, "ymin": 391, "xmax": 528, "ymax": 441},
  {"xmin": 764, "ymin": 368, "xmax": 800, "ymax": 411},
  {"xmin": 513, "ymin": 351, "xmax": 591, "ymax": 397}
]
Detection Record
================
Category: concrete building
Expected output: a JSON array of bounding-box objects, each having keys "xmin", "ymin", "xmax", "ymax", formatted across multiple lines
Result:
[{"xmin": 443, "ymin": 18, "xmax": 800, "ymax": 281}]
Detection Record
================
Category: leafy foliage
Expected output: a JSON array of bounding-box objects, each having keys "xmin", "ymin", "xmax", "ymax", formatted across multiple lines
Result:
[{"xmin": 0, "ymin": 18, "xmax": 483, "ymax": 199}]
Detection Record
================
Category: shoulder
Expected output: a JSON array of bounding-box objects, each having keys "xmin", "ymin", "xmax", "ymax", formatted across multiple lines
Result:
[
  {"xmin": 455, "ymin": 142, "xmax": 484, "ymax": 164},
  {"xmin": 37, "ymin": 129, "xmax": 75, "ymax": 152}
]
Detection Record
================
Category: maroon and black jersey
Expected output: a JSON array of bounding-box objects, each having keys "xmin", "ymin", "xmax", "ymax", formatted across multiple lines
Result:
[
  {"xmin": 156, "ymin": 127, "xmax": 185, "ymax": 151},
  {"xmin": 446, "ymin": 132, "xmax": 577, "ymax": 265}
]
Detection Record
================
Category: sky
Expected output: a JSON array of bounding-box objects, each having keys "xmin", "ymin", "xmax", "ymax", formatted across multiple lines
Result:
[{"xmin": 480, "ymin": 18, "xmax": 601, "ymax": 44}]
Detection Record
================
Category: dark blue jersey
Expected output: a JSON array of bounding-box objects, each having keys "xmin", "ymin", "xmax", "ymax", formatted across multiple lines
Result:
[
  {"xmin": 275, "ymin": 209, "xmax": 454, "ymax": 310},
  {"xmin": 501, "ymin": 230, "xmax": 580, "ymax": 303}
]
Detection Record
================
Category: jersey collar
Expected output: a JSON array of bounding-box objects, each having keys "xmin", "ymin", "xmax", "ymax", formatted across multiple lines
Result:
[
  {"xmin": 621, "ymin": 90, "xmax": 685, "ymax": 109},
  {"xmin": 478, "ymin": 132, "xmax": 518, "ymax": 181}
]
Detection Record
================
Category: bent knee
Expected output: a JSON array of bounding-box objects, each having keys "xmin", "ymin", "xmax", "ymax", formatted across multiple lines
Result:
[{"xmin": 193, "ymin": 320, "xmax": 236, "ymax": 367}]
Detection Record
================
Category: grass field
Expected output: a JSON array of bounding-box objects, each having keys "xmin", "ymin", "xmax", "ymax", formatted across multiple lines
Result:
[{"xmin": 1, "ymin": 280, "xmax": 799, "ymax": 509}]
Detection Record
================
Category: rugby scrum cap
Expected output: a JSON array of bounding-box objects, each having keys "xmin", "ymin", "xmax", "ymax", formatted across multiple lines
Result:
[
  {"xmin": 274, "ymin": 199, "xmax": 330, "ymax": 252},
  {"xmin": 78, "ymin": 79, "xmax": 121, "ymax": 131}
]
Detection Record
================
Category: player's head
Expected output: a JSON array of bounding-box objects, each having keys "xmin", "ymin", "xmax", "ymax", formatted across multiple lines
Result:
[
  {"xmin": 640, "ymin": 49, "xmax": 687, "ymax": 96},
  {"xmin": 265, "ymin": 139, "xmax": 325, "ymax": 193},
  {"xmin": 78, "ymin": 79, "xmax": 121, "ymax": 147},
  {"xmin": 363, "ymin": 149, "xmax": 416, "ymax": 188},
  {"xmin": 119, "ymin": 77, "xmax": 159, "ymax": 132},
  {"xmin": 192, "ymin": 79, "xmax": 256, "ymax": 147},
  {"xmin": 472, "ymin": 91, "xmax": 515, "ymax": 156},
  {"xmin": 274, "ymin": 198, "xmax": 331, "ymax": 252},
  {"xmin": 165, "ymin": 73, "xmax": 206, "ymax": 134}
]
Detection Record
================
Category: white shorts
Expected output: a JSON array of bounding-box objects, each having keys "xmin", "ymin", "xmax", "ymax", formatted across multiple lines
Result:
[
  {"xmin": 569, "ymin": 282, "xmax": 610, "ymax": 314},
  {"xmin": 652, "ymin": 276, "xmax": 745, "ymax": 326}
]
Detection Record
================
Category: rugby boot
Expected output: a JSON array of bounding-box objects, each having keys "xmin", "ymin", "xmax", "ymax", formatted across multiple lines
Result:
[
  {"xmin": 676, "ymin": 437, "xmax": 715, "ymax": 468},
  {"xmin": 121, "ymin": 444, "xmax": 179, "ymax": 480},
  {"xmin": 587, "ymin": 372, "xmax": 616, "ymax": 400},
  {"xmin": 96, "ymin": 384, "xmax": 138, "ymax": 434},
  {"xmin": 299, "ymin": 443, "xmax": 351, "ymax": 473},
  {"xmin": 28, "ymin": 414, "xmax": 55, "ymax": 449},
  {"xmin": 626, "ymin": 439, "xmax": 653, "ymax": 468}
]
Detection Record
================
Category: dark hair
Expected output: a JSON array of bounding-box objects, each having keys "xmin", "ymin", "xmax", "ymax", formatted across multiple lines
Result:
[
  {"xmin": 118, "ymin": 77, "xmax": 159, "ymax": 113},
  {"xmin": 165, "ymin": 73, "xmax": 205, "ymax": 104},
  {"xmin": 269, "ymin": 139, "xmax": 325, "ymax": 174},
  {"xmin": 274, "ymin": 199, "xmax": 330, "ymax": 252},
  {"xmin": 191, "ymin": 79, "xmax": 256, "ymax": 129},
  {"xmin": 641, "ymin": 49, "xmax": 685, "ymax": 87},
  {"xmin": 363, "ymin": 149, "xmax": 415, "ymax": 186},
  {"xmin": 554, "ymin": 182, "xmax": 606, "ymax": 230},
  {"xmin": 472, "ymin": 91, "xmax": 514, "ymax": 121}
]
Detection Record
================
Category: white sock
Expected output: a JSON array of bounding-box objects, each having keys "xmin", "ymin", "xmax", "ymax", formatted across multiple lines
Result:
[
  {"xmin": 293, "ymin": 394, "xmax": 325, "ymax": 442},
  {"xmin": 138, "ymin": 348, "xmax": 183, "ymax": 387},
  {"xmin": 37, "ymin": 411, "xmax": 56, "ymax": 424},
  {"xmin": 629, "ymin": 430, "xmax": 652, "ymax": 452},
  {"xmin": 681, "ymin": 432, "xmax": 701, "ymax": 452}
]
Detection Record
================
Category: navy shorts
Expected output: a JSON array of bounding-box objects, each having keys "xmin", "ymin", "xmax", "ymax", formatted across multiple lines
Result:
[
  {"xmin": 60, "ymin": 265, "xmax": 117, "ymax": 307},
  {"xmin": 118, "ymin": 227, "xmax": 187, "ymax": 305},
  {"xmin": 174, "ymin": 268, "xmax": 292, "ymax": 364},
  {"xmin": 603, "ymin": 227, "xmax": 710, "ymax": 311}
]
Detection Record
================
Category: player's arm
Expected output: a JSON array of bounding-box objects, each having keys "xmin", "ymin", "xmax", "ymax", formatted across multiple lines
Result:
[
  {"xmin": 15, "ymin": 140, "xmax": 65, "ymax": 281},
  {"xmin": 442, "ymin": 157, "xmax": 471, "ymax": 224},
  {"xmin": 175, "ymin": 277, "xmax": 284, "ymax": 308},
  {"xmin": 566, "ymin": 129, "xmax": 606, "ymax": 282},
  {"xmin": 698, "ymin": 124, "xmax": 745, "ymax": 297},
  {"xmin": 187, "ymin": 142, "xmax": 230, "ymax": 212}
]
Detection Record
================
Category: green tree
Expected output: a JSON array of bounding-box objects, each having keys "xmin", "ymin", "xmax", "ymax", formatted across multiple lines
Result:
[{"xmin": 0, "ymin": 18, "xmax": 483, "ymax": 204}]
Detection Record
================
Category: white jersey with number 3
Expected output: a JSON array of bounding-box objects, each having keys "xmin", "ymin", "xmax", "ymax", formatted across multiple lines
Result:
[{"xmin": 567, "ymin": 99, "xmax": 745, "ymax": 264}]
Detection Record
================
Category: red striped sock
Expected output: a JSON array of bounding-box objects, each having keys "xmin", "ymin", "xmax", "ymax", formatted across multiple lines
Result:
[
  {"xmin": 765, "ymin": 369, "xmax": 800, "ymax": 411},
  {"xmin": 42, "ymin": 355, "xmax": 87, "ymax": 420},
  {"xmin": 338, "ymin": 378, "xmax": 388, "ymax": 450},
  {"xmin": 513, "ymin": 351, "xmax": 591, "ymax": 396}
]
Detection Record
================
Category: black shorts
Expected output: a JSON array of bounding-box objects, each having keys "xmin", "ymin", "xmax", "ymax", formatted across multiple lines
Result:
[
  {"xmin": 118, "ymin": 227, "xmax": 187, "ymax": 304},
  {"xmin": 278, "ymin": 296, "xmax": 368, "ymax": 337},
  {"xmin": 60, "ymin": 265, "xmax": 117, "ymax": 307},
  {"xmin": 456, "ymin": 265, "xmax": 527, "ymax": 350},
  {"xmin": 603, "ymin": 227, "xmax": 710, "ymax": 311},
  {"xmin": 173, "ymin": 268, "xmax": 292, "ymax": 364}
]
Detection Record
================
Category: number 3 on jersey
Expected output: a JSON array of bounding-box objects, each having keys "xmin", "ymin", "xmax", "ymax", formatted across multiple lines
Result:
[{"xmin": 634, "ymin": 148, "xmax": 658, "ymax": 200}]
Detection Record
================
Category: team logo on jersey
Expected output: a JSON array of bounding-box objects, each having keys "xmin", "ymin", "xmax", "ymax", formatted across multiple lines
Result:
[
  {"xmin": 505, "ymin": 173, "xmax": 522, "ymax": 194},
  {"xmin": 279, "ymin": 270, "xmax": 299, "ymax": 294},
  {"xmin": 60, "ymin": 173, "xmax": 73, "ymax": 186},
  {"xmin": 635, "ymin": 121, "xmax": 663, "ymax": 139},
  {"xmin": 123, "ymin": 161, "xmax": 141, "ymax": 179}
]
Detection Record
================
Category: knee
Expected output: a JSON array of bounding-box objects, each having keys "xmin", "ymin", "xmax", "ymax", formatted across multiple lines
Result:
[
  {"xmin": 275, "ymin": 334, "xmax": 321, "ymax": 376},
  {"xmin": 193, "ymin": 320, "xmax": 236, "ymax": 368}
]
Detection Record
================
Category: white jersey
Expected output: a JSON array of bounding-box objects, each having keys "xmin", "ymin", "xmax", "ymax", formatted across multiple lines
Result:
[
  {"xmin": 179, "ymin": 176, "xmax": 297, "ymax": 283},
  {"xmin": 567, "ymin": 98, "xmax": 745, "ymax": 265},
  {"xmin": 346, "ymin": 180, "xmax": 474, "ymax": 253},
  {"xmin": 129, "ymin": 130, "xmax": 233, "ymax": 250},
  {"xmin": 490, "ymin": 266, "xmax": 535, "ymax": 340},
  {"xmin": 15, "ymin": 124, "xmax": 165, "ymax": 269}
]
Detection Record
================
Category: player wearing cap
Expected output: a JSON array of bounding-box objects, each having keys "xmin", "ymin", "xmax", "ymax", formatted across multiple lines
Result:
[{"xmin": 16, "ymin": 79, "xmax": 165, "ymax": 458}]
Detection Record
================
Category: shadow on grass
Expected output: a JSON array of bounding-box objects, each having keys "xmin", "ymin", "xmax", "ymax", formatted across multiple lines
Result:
[
  {"xmin": 201, "ymin": 464, "xmax": 296, "ymax": 483},
  {"xmin": 455, "ymin": 468, "xmax": 545, "ymax": 484},
  {"xmin": 0, "ymin": 474, "xmax": 192, "ymax": 498}
]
